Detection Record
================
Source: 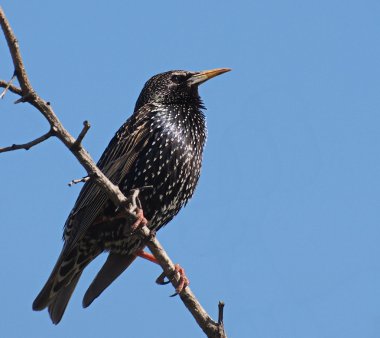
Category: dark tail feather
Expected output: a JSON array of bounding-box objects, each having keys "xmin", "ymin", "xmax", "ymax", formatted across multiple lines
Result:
[
  {"xmin": 48, "ymin": 273, "xmax": 82, "ymax": 324},
  {"xmin": 32, "ymin": 251, "xmax": 69, "ymax": 312},
  {"xmin": 33, "ymin": 277, "xmax": 55, "ymax": 312},
  {"xmin": 82, "ymin": 253, "xmax": 136, "ymax": 308},
  {"xmin": 33, "ymin": 247, "xmax": 96, "ymax": 323}
]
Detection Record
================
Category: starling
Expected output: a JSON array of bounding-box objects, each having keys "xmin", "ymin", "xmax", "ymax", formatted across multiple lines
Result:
[{"xmin": 32, "ymin": 68, "xmax": 230, "ymax": 324}]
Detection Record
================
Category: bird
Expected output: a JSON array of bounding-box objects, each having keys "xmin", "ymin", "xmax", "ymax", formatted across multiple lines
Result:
[{"xmin": 32, "ymin": 68, "xmax": 230, "ymax": 324}]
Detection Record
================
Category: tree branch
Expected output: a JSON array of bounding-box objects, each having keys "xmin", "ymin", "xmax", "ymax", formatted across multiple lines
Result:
[
  {"xmin": 0, "ymin": 6, "xmax": 227, "ymax": 338},
  {"xmin": 145, "ymin": 231, "xmax": 227, "ymax": 337},
  {"xmin": 0, "ymin": 129, "xmax": 54, "ymax": 153},
  {"xmin": 0, "ymin": 8, "xmax": 33, "ymax": 95}
]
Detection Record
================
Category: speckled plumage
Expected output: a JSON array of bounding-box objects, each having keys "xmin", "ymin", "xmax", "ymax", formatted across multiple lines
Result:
[{"xmin": 32, "ymin": 68, "xmax": 230, "ymax": 324}]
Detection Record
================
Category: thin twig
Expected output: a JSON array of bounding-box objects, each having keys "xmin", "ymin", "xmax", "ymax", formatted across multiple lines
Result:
[
  {"xmin": 71, "ymin": 120, "xmax": 90, "ymax": 150},
  {"xmin": 68, "ymin": 175, "xmax": 91, "ymax": 186},
  {"xmin": 218, "ymin": 302, "xmax": 225, "ymax": 325},
  {"xmin": 0, "ymin": 79, "xmax": 21, "ymax": 96},
  {"xmin": 14, "ymin": 92, "xmax": 34, "ymax": 104},
  {"xmin": 0, "ymin": 6, "xmax": 227, "ymax": 338},
  {"xmin": 0, "ymin": 129, "xmax": 53, "ymax": 153},
  {"xmin": 0, "ymin": 71, "xmax": 16, "ymax": 99}
]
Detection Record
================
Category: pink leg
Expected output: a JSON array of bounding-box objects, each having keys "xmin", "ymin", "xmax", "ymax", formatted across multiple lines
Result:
[{"xmin": 135, "ymin": 249, "xmax": 158, "ymax": 264}]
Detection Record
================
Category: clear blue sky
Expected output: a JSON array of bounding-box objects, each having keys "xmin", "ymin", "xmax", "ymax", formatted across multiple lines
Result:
[{"xmin": 1, "ymin": 1, "xmax": 380, "ymax": 337}]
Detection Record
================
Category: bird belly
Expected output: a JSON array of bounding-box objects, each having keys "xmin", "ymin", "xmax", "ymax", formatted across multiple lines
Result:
[{"xmin": 88, "ymin": 158, "xmax": 200, "ymax": 255}]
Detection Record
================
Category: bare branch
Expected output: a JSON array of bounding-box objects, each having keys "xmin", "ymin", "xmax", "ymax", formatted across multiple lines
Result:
[
  {"xmin": 0, "ymin": 129, "xmax": 53, "ymax": 153},
  {"xmin": 68, "ymin": 175, "xmax": 91, "ymax": 187},
  {"xmin": 0, "ymin": 7, "xmax": 33, "ymax": 94},
  {"xmin": 142, "ymin": 227, "xmax": 227, "ymax": 338},
  {"xmin": 0, "ymin": 11, "xmax": 127, "ymax": 207},
  {"xmin": 0, "ymin": 6, "xmax": 227, "ymax": 338},
  {"xmin": 71, "ymin": 120, "xmax": 91, "ymax": 150},
  {"xmin": 129, "ymin": 190, "xmax": 226, "ymax": 337}
]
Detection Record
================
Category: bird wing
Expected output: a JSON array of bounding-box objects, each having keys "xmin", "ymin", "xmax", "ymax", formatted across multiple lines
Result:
[{"xmin": 63, "ymin": 103, "xmax": 157, "ymax": 253}]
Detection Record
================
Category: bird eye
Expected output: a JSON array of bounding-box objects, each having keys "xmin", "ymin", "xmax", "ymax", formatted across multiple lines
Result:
[{"xmin": 171, "ymin": 74, "xmax": 186, "ymax": 84}]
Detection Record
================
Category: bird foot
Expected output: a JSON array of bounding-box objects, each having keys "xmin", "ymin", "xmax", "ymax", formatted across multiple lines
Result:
[
  {"xmin": 130, "ymin": 208, "xmax": 148, "ymax": 232},
  {"xmin": 135, "ymin": 250, "xmax": 189, "ymax": 295},
  {"xmin": 94, "ymin": 207, "xmax": 148, "ymax": 233},
  {"xmin": 156, "ymin": 264, "xmax": 190, "ymax": 297}
]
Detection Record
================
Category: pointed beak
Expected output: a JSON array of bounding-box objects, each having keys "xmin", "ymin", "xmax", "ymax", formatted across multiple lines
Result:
[{"xmin": 187, "ymin": 68, "xmax": 231, "ymax": 86}]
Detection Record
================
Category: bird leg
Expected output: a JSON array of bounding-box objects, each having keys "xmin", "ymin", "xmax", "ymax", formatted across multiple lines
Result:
[{"xmin": 135, "ymin": 249, "xmax": 158, "ymax": 264}]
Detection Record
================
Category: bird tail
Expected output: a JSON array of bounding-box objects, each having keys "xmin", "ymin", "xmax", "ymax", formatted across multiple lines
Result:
[
  {"xmin": 33, "ymin": 247, "xmax": 96, "ymax": 324},
  {"xmin": 82, "ymin": 253, "xmax": 137, "ymax": 308},
  {"xmin": 47, "ymin": 272, "xmax": 82, "ymax": 324}
]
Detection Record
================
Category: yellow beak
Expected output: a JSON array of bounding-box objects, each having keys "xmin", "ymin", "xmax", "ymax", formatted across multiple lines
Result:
[{"xmin": 188, "ymin": 68, "xmax": 231, "ymax": 86}]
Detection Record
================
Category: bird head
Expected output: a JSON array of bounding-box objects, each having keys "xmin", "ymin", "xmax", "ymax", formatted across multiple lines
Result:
[{"xmin": 134, "ymin": 68, "xmax": 231, "ymax": 111}]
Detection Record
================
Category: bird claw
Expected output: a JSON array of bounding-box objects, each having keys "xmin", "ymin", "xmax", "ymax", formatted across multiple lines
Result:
[
  {"xmin": 156, "ymin": 264, "xmax": 189, "ymax": 297},
  {"xmin": 155, "ymin": 272, "xmax": 171, "ymax": 285},
  {"xmin": 171, "ymin": 264, "xmax": 189, "ymax": 297},
  {"xmin": 130, "ymin": 208, "xmax": 148, "ymax": 231}
]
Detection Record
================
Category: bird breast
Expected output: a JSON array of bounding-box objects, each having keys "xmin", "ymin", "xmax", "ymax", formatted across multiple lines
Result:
[{"xmin": 131, "ymin": 104, "xmax": 206, "ymax": 227}]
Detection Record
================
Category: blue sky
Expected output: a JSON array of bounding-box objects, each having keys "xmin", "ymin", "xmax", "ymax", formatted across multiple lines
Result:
[{"xmin": 1, "ymin": 1, "xmax": 380, "ymax": 337}]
